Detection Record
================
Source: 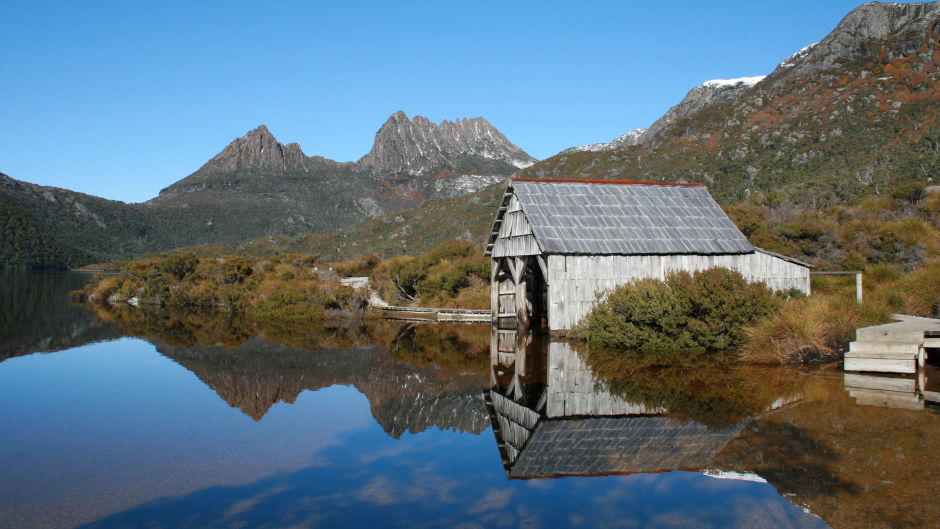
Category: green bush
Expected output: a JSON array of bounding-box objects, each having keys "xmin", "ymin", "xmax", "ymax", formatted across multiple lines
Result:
[
  {"xmin": 371, "ymin": 240, "xmax": 489, "ymax": 306},
  {"xmin": 139, "ymin": 269, "xmax": 169, "ymax": 298},
  {"xmin": 160, "ymin": 253, "xmax": 198, "ymax": 280},
  {"xmin": 573, "ymin": 268, "xmax": 781, "ymax": 350}
]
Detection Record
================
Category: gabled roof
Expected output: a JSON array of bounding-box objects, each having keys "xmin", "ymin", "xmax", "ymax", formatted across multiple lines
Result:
[
  {"xmin": 506, "ymin": 416, "xmax": 746, "ymax": 479},
  {"xmin": 486, "ymin": 178, "xmax": 754, "ymax": 256}
]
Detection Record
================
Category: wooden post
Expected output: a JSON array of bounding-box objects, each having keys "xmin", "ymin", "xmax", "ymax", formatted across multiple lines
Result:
[
  {"xmin": 535, "ymin": 254, "xmax": 548, "ymax": 284},
  {"xmin": 489, "ymin": 325, "xmax": 499, "ymax": 388},
  {"xmin": 491, "ymin": 259, "xmax": 500, "ymax": 324},
  {"xmin": 514, "ymin": 256, "xmax": 529, "ymax": 328},
  {"xmin": 810, "ymin": 271, "xmax": 863, "ymax": 304},
  {"xmin": 856, "ymin": 272, "xmax": 863, "ymax": 304}
]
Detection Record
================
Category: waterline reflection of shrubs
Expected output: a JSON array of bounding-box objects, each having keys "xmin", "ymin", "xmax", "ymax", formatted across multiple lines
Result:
[{"xmin": 582, "ymin": 344, "xmax": 812, "ymax": 429}]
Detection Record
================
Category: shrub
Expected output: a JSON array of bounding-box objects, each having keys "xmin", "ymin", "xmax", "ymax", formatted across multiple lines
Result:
[
  {"xmin": 249, "ymin": 286, "xmax": 325, "ymax": 324},
  {"xmin": 139, "ymin": 269, "xmax": 169, "ymax": 299},
  {"xmin": 160, "ymin": 253, "xmax": 198, "ymax": 280},
  {"xmin": 333, "ymin": 253, "xmax": 380, "ymax": 277},
  {"xmin": 572, "ymin": 268, "xmax": 780, "ymax": 350},
  {"xmin": 370, "ymin": 240, "xmax": 489, "ymax": 307},
  {"xmin": 890, "ymin": 182, "xmax": 926, "ymax": 203}
]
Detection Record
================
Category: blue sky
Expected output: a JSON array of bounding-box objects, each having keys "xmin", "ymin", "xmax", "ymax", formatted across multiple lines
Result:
[{"xmin": 0, "ymin": 1, "xmax": 913, "ymax": 203}]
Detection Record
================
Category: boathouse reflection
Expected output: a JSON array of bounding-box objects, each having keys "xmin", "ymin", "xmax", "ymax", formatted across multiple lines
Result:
[{"xmin": 486, "ymin": 328, "xmax": 753, "ymax": 479}]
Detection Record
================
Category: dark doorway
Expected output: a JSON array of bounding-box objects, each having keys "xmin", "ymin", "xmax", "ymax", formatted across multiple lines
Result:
[{"xmin": 525, "ymin": 257, "xmax": 548, "ymax": 328}]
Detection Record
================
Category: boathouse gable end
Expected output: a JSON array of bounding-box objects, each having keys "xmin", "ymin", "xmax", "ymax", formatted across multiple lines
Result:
[
  {"xmin": 491, "ymin": 194, "xmax": 541, "ymax": 258},
  {"xmin": 485, "ymin": 179, "xmax": 812, "ymax": 331}
]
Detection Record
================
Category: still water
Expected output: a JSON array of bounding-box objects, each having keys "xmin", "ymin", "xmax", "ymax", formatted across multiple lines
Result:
[{"xmin": 0, "ymin": 273, "xmax": 937, "ymax": 529}]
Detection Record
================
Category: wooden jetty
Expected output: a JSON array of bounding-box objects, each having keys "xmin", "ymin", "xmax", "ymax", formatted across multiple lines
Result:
[
  {"xmin": 377, "ymin": 305, "xmax": 491, "ymax": 323},
  {"xmin": 845, "ymin": 315, "xmax": 940, "ymax": 374}
]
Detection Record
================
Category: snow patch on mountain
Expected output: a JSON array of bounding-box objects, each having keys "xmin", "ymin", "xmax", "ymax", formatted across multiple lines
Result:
[
  {"xmin": 562, "ymin": 128, "xmax": 649, "ymax": 155},
  {"xmin": 703, "ymin": 76, "xmax": 766, "ymax": 88},
  {"xmin": 779, "ymin": 43, "xmax": 819, "ymax": 69},
  {"xmin": 432, "ymin": 174, "xmax": 506, "ymax": 199}
]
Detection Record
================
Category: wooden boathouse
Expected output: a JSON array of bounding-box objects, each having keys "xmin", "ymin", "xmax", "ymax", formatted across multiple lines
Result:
[{"xmin": 484, "ymin": 178, "xmax": 811, "ymax": 331}]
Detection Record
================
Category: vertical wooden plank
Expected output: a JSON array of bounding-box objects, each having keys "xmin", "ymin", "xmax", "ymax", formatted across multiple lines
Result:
[
  {"xmin": 515, "ymin": 256, "xmax": 529, "ymax": 326},
  {"xmin": 491, "ymin": 258, "xmax": 499, "ymax": 323},
  {"xmin": 490, "ymin": 326, "xmax": 499, "ymax": 387}
]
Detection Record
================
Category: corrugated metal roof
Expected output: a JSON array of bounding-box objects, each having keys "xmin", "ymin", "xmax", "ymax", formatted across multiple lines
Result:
[
  {"xmin": 506, "ymin": 416, "xmax": 746, "ymax": 479},
  {"xmin": 509, "ymin": 179, "xmax": 754, "ymax": 255}
]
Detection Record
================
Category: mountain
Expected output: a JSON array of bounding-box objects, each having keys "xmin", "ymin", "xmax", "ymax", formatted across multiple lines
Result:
[
  {"xmin": 359, "ymin": 111, "xmax": 534, "ymax": 175},
  {"xmin": 0, "ymin": 190, "xmax": 93, "ymax": 269},
  {"xmin": 147, "ymin": 113, "xmax": 531, "ymax": 249},
  {"xmin": 523, "ymin": 1, "xmax": 940, "ymax": 206},
  {"xmin": 1, "ymin": 112, "xmax": 533, "ymax": 265},
  {"xmin": 562, "ymin": 128, "xmax": 648, "ymax": 154},
  {"xmin": 0, "ymin": 172, "xmax": 157, "ymax": 265},
  {"xmin": 268, "ymin": 1, "xmax": 940, "ymax": 269}
]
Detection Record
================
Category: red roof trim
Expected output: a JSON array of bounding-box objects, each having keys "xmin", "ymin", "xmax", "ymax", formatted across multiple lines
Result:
[{"xmin": 511, "ymin": 177, "xmax": 702, "ymax": 187}]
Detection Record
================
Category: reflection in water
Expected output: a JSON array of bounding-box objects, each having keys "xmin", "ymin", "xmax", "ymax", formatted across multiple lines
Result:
[
  {"xmin": 75, "ymin": 305, "xmax": 495, "ymax": 433},
  {"xmin": 2, "ymin": 274, "xmax": 939, "ymax": 528},
  {"xmin": 712, "ymin": 373, "xmax": 940, "ymax": 529},
  {"xmin": 0, "ymin": 271, "xmax": 121, "ymax": 360},
  {"xmin": 843, "ymin": 367, "xmax": 940, "ymax": 410},
  {"xmin": 584, "ymin": 344, "xmax": 808, "ymax": 428},
  {"xmin": 154, "ymin": 333, "xmax": 490, "ymax": 436},
  {"xmin": 484, "ymin": 328, "xmax": 940, "ymax": 528},
  {"xmin": 487, "ymin": 329, "xmax": 772, "ymax": 479}
]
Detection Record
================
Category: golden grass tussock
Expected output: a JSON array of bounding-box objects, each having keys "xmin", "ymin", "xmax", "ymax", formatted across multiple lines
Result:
[
  {"xmin": 891, "ymin": 259, "xmax": 940, "ymax": 317},
  {"xmin": 741, "ymin": 259, "xmax": 939, "ymax": 364},
  {"xmin": 740, "ymin": 296, "xmax": 842, "ymax": 365}
]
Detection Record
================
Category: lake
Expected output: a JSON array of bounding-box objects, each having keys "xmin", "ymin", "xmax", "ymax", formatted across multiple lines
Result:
[{"xmin": 1, "ymin": 272, "xmax": 937, "ymax": 529}]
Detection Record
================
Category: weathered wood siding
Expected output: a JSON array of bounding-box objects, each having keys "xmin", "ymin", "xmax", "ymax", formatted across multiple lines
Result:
[
  {"xmin": 492, "ymin": 195, "xmax": 541, "ymax": 257},
  {"xmin": 546, "ymin": 252, "xmax": 810, "ymax": 331},
  {"xmin": 547, "ymin": 342, "xmax": 663, "ymax": 418}
]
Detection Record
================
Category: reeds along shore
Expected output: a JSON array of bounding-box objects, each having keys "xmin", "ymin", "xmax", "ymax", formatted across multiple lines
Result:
[{"xmin": 75, "ymin": 239, "xmax": 939, "ymax": 366}]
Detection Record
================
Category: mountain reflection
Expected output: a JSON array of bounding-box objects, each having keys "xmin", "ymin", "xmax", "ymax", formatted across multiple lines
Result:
[
  {"xmin": 6, "ymin": 274, "xmax": 940, "ymax": 529},
  {"xmin": 153, "ymin": 331, "xmax": 491, "ymax": 436}
]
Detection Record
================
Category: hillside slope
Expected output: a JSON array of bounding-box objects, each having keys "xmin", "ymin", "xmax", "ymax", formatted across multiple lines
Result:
[
  {"xmin": 0, "ymin": 112, "xmax": 533, "ymax": 264},
  {"xmin": 522, "ymin": 1, "xmax": 940, "ymax": 206}
]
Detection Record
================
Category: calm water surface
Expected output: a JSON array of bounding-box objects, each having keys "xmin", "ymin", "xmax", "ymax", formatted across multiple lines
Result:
[{"xmin": 0, "ymin": 273, "xmax": 937, "ymax": 529}]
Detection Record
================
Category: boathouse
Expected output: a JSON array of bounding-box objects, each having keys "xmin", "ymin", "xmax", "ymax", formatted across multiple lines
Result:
[{"xmin": 484, "ymin": 178, "xmax": 811, "ymax": 331}]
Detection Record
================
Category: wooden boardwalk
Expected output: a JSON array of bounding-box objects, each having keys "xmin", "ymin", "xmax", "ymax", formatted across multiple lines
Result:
[
  {"xmin": 845, "ymin": 315, "xmax": 940, "ymax": 374},
  {"xmin": 377, "ymin": 305, "xmax": 491, "ymax": 323}
]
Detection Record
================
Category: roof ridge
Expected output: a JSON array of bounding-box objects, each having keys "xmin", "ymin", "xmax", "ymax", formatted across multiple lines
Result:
[{"xmin": 511, "ymin": 177, "xmax": 702, "ymax": 187}]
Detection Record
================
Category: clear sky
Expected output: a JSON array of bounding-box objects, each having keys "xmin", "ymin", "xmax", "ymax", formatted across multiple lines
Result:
[{"xmin": 0, "ymin": 1, "xmax": 918, "ymax": 203}]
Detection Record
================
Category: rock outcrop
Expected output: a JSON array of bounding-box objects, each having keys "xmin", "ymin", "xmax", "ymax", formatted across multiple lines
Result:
[{"xmin": 358, "ymin": 111, "xmax": 535, "ymax": 176}]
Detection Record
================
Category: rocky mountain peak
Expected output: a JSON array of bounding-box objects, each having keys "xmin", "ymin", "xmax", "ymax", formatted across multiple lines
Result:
[
  {"xmin": 358, "ymin": 111, "xmax": 536, "ymax": 176},
  {"xmin": 196, "ymin": 124, "xmax": 310, "ymax": 176},
  {"xmin": 643, "ymin": 76, "xmax": 765, "ymax": 142},
  {"xmin": 769, "ymin": 1, "xmax": 940, "ymax": 78}
]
